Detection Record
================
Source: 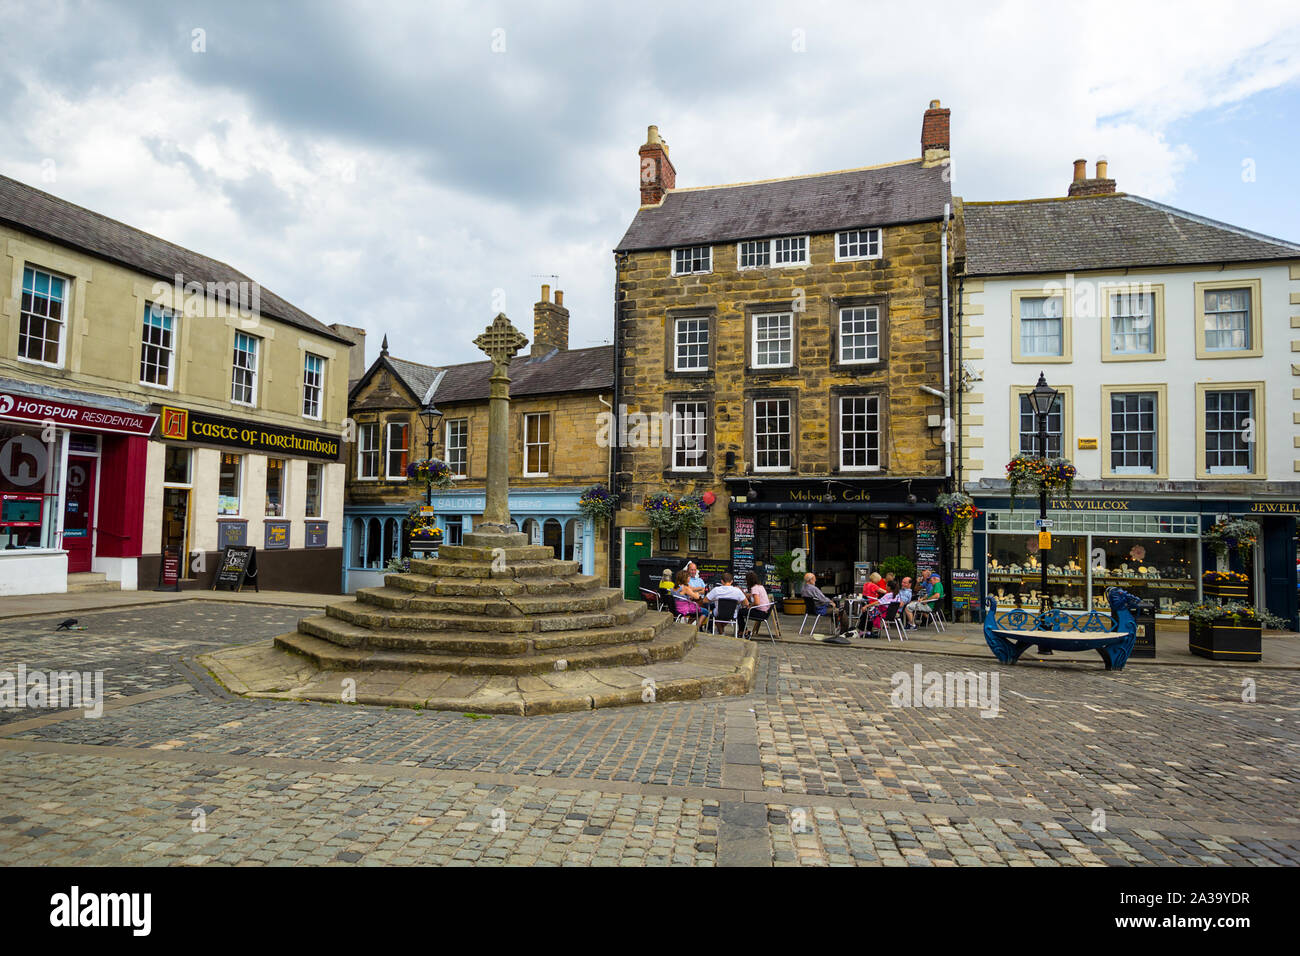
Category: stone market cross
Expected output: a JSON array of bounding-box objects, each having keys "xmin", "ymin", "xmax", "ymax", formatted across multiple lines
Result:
[{"xmin": 473, "ymin": 312, "xmax": 528, "ymax": 533}]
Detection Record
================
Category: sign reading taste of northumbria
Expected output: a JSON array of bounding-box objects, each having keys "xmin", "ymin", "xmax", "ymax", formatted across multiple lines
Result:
[{"xmin": 157, "ymin": 406, "xmax": 341, "ymax": 461}]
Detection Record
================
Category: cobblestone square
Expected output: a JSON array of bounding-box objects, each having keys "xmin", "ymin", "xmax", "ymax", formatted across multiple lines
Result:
[{"xmin": 1, "ymin": 601, "xmax": 1296, "ymax": 866}]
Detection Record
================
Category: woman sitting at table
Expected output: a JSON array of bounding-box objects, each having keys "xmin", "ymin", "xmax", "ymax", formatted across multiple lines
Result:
[
  {"xmin": 671, "ymin": 569, "xmax": 706, "ymax": 624},
  {"xmin": 742, "ymin": 570, "xmax": 773, "ymax": 637}
]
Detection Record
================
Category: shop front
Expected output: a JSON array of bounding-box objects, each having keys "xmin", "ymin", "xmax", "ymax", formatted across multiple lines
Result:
[
  {"xmin": 342, "ymin": 487, "xmax": 598, "ymax": 593},
  {"xmin": 143, "ymin": 404, "xmax": 344, "ymax": 592},
  {"xmin": 0, "ymin": 378, "xmax": 156, "ymax": 594},
  {"xmin": 972, "ymin": 494, "xmax": 1299, "ymax": 628},
  {"xmin": 725, "ymin": 477, "xmax": 948, "ymax": 598}
]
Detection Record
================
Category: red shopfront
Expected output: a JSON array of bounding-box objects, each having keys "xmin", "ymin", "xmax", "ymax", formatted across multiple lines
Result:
[{"xmin": 0, "ymin": 382, "xmax": 155, "ymax": 592}]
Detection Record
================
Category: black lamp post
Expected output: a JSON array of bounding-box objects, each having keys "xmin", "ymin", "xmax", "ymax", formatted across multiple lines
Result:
[
  {"xmin": 419, "ymin": 403, "xmax": 443, "ymax": 506},
  {"xmin": 1028, "ymin": 372, "xmax": 1059, "ymax": 626}
]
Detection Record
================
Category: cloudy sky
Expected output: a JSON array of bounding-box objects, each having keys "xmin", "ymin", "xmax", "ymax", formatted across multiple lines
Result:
[{"xmin": 2, "ymin": 0, "xmax": 1298, "ymax": 369}]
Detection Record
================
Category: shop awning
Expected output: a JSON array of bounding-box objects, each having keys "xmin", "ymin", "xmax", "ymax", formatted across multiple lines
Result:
[{"xmin": 729, "ymin": 501, "xmax": 939, "ymax": 513}]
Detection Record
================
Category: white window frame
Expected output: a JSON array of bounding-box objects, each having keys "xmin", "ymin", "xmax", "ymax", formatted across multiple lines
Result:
[
  {"xmin": 524, "ymin": 412, "xmax": 551, "ymax": 477},
  {"xmin": 302, "ymin": 353, "xmax": 325, "ymax": 419},
  {"xmin": 672, "ymin": 401, "xmax": 708, "ymax": 472},
  {"xmin": 139, "ymin": 302, "xmax": 177, "ymax": 389},
  {"xmin": 738, "ymin": 236, "xmax": 809, "ymax": 270},
  {"xmin": 753, "ymin": 398, "xmax": 792, "ymax": 472},
  {"xmin": 18, "ymin": 265, "xmax": 69, "ymax": 369},
  {"xmin": 673, "ymin": 317, "xmax": 710, "ymax": 371},
  {"xmin": 839, "ymin": 395, "xmax": 881, "ymax": 472},
  {"xmin": 834, "ymin": 228, "xmax": 883, "ymax": 262},
  {"xmin": 357, "ymin": 422, "xmax": 380, "ymax": 480},
  {"xmin": 385, "ymin": 421, "xmax": 410, "ymax": 480},
  {"xmin": 1203, "ymin": 389, "xmax": 1254, "ymax": 475},
  {"xmin": 838, "ymin": 306, "xmax": 880, "ymax": 365},
  {"xmin": 751, "ymin": 312, "xmax": 794, "ymax": 369},
  {"xmin": 231, "ymin": 331, "xmax": 260, "ymax": 406},
  {"xmin": 446, "ymin": 418, "xmax": 469, "ymax": 477},
  {"xmin": 1017, "ymin": 393, "xmax": 1064, "ymax": 457},
  {"xmin": 1108, "ymin": 292, "xmax": 1155, "ymax": 356},
  {"xmin": 265, "ymin": 457, "xmax": 286, "ymax": 517},
  {"xmin": 1018, "ymin": 295, "xmax": 1065, "ymax": 357},
  {"xmin": 217, "ymin": 453, "xmax": 243, "ymax": 516},
  {"xmin": 304, "ymin": 461, "xmax": 323, "ymax": 518},
  {"xmin": 1108, "ymin": 391, "xmax": 1158, "ymax": 475},
  {"xmin": 671, "ymin": 246, "xmax": 712, "ymax": 276},
  {"xmin": 1202, "ymin": 287, "xmax": 1252, "ymax": 352}
]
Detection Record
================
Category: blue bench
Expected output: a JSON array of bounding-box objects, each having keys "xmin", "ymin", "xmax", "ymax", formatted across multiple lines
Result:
[{"xmin": 982, "ymin": 588, "xmax": 1141, "ymax": 671}]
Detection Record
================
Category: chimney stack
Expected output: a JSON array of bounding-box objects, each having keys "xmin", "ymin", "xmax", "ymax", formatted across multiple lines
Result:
[
  {"xmin": 532, "ymin": 284, "xmax": 569, "ymax": 356},
  {"xmin": 1067, "ymin": 156, "xmax": 1117, "ymax": 197},
  {"xmin": 638, "ymin": 125, "xmax": 677, "ymax": 206},
  {"xmin": 920, "ymin": 99, "xmax": 951, "ymax": 167}
]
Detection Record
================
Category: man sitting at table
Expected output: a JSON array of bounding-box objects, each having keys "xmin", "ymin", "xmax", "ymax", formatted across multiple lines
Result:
[
  {"xmin": 906, "ymin": 572, "xmax": 943, "ymax": 628},
  {"xmin": 705, "ymin": 571, "xmax": 749, "ymax": 634},
  {"xmin": 801, "ymin": 572, "xmax": 850, "ymax": 643}
]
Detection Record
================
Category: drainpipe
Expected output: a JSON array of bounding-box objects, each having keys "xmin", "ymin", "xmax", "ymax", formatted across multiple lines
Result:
[
  {"xmin": 938, "ymin": 202, "xmax": 952, "ymax": 484},
  {"xmin": 598, "ymin": 390, "xmax": 614, "ymax": 584},
  {"xmin": 610, "ymin": 251, "xmax": 625, "ymax": 590}
]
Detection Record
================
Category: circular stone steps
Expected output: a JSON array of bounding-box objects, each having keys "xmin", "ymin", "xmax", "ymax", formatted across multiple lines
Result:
[{"xmin": 203, "ymin": 526, "xmax": 755, "ymax": 713}]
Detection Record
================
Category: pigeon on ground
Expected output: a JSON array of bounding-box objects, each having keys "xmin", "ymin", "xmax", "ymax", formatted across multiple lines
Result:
[{"xmin": 55, "ymin": 619, "xmax": 78, "ymax": 631}]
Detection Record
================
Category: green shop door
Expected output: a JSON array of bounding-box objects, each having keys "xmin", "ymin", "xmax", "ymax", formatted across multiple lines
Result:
[{"xmin": 622, "ymin": 529, "xmax": 652, "ymax": 600}]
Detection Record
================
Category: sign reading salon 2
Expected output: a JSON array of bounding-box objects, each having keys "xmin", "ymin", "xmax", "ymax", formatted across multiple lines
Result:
[{"xmin": 156, "ymin": 406, "xmax": 341, "ymax": 461}]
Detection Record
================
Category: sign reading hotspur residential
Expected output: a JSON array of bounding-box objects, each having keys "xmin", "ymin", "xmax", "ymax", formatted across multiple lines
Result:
[{"xmin": 157, "ymin": 405, "xmax": 341, "ymax": 461}]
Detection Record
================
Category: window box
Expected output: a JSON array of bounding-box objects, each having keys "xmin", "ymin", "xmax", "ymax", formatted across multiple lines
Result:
[{"xmin": 1188, "ymin": 618, "xmax": 1261, "ymax": 662}]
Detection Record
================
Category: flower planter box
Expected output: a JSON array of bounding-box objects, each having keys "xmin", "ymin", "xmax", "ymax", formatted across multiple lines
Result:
[
  {"xmin": 1203, "ymin": 583, "xmax": 1249, "ymax": 603},
  {"xmin": 1189, "ymin": 618, "xmax": 1261, "ymax": 662}
]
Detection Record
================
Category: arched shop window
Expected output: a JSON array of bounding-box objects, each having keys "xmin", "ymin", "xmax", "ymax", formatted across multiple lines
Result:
[
  {"xmin": 543, "ymin": 518, "xmax": 562, "ymax": 558},
  {"xmin": 349, "ymin": 517, "xmax": 365, "ymax": 567},
  {"xmin": 365, "ymin": 518, "xmax": 383, "ymax": 569},
  {"xmin": 522, "ymin": 518, "xmax": 540, "ymax": 546},
  {"xmin": 563, "ymin": 518, "xmax": 580, "ymax": 561},
  {"xmin": 383, "ymin": 517, "xmax": 401, "ymax": 565}
]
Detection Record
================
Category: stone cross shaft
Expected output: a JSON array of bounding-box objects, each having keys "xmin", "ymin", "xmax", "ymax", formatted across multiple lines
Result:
[{"xmin": 473, "ymin": 313, "xmax": 528, "ymax": 530}]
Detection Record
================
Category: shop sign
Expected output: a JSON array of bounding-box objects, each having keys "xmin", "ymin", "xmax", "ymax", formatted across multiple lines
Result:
[
  {"xmin": 1077, "ymin": 438, "xmax": 1098, "ymax": 450},
  {"xmin": 217, "ymin": 520, "xmax": 247, "ymax": 548},
  {"xmin": 951, "ymin": 569, "xmax": 980, "ymax": 610},
  {"xmin": 305, "ymin": 521, "xmax": 328, "ymax": 548},
  {"xmin": 1245, "ymin": 502, "xmax": 1300, "ymax": 514},
  {"xmin": 157, "ymin": 406, "xmax": 340, "ymax": 461},
  {"xmin": 264, "ymin": 521, "xmax": 290, "ymax": 550},
  {"xmin": 0, "ymin": 392, "xmax": 156, "ymax": 436},
  {"xmin": 785, "ymin": 487, "xmax": 872, "ymax": 503}
]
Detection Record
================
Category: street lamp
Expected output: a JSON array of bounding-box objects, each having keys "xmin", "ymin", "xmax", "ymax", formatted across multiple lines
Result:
[
  {"xmin": 1028, "ymin": 372, "xmax": 1059, "ymax": 630},
  {"xmin": 419, "ymin": 402, "xmax": 443, "ymax": 506}
]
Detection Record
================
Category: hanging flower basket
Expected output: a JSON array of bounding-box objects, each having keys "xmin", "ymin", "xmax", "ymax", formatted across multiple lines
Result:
[
  {"xmin": 1203, "ymin": 518, "xmax": 1259, "ymax": 559},
  {"xmin": 935, "ymin": 492, "xmax": 982, "ymax": 547},
  {"xmin": 407, "ymin": 505, "xmax": 444, "ymax": 540},
  {"xmin": 642, "ymin": 492, "xmax": 704, "ymax": 536},
  {"xmin": 577, "ymin": 485, "xmax": 616, "ymax": 523},
  {"xmin": 1005, "ymin": 455, "xmax": 1076, "ymax": 511},
  {"xmin": 406, "ymin": 458, "xmax": 454, "ymax": 489}
]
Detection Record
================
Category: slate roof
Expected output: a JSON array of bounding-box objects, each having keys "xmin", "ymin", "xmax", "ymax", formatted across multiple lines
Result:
[
  {"xmin": 0, "ymin": 172, "xmax": 351, "ymax": 344},
  {"xmin": 964, "ymin": 194, "xmax": 1300, "ymax": 276},
  {"xmin": 615, "ymin": 160, "xmax": 950, "ymax": 252},
  {"xmin": 385, "ymin": 355, "xmax": 442, "ymax": 402},
  {"xmin": 432, "ymin": 345, "xmax": 613, "ymax": 404}
]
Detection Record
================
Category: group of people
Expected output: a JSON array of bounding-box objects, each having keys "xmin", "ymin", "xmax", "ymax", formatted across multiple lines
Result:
[
  {"xmin": 660, "ymin": 562, "xmax": 776, "ymax": 638},
  {"xmin": 800, "ymin": 569, "xmax": 944, "ymax": 644}
]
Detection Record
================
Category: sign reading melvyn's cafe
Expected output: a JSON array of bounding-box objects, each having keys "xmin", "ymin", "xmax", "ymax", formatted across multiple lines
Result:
[{"xmin": 157, "ymin": 406, "xmax": 341, "ymax": 461}]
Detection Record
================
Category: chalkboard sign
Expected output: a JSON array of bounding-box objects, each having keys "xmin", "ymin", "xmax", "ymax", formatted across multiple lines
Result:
[
  {"xmin": 217, "ymin": 520, "xmax": 247, "ymax": 548},
  {"xmin": 155, "ymin": 546, "xmax": 181, "ymax": 592},
  {"xmin": 916, "ymin": 518, "xmax": 940, "ymax": 577},
  {"xmin": 690, "ymin": 558, "xmax": 731, "ymax": 587},
  {"xmin": 951, "ymin": 569, "xmax": 980, "ymax": 611},
  {"xmin": 304, "ymin": 521, "xmax": 328, "ymax": 548},
  {"xmin": 212, "ymin": 545, "xmax": 258, "ymax": 592},
  {"xmin": 264, "ymin": 521, "xmax": 290, "ymax": 550},
  {"xmin": 731, "ymin": 516, "xmax": 756, "ymax": 582}
]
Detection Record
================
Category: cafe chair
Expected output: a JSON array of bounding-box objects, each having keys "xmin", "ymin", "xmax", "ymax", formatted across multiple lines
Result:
[
  {"xmin": 881, "ymin": 602, "xmax": 907, "ymax": 642},
  {"xmin": 710, "ymin": 598, "xmax": 741, "ymax": 637},
  {"xmin": 744, "ymin": 599, "xmax": 779, "ymax": 643},
  {"xmin": 798, "ymin": 596, "xmax": 831, "ymax": 638},
  {"xmin": 639, "ymin": 587, "xmax": 670, "ymax": 614},
  {"xmin": 915, "ymin": 601, "xmax": 946, "ymax": 632}
]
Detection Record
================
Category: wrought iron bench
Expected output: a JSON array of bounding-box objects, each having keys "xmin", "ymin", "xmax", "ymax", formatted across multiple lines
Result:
[{"xmin": 982, "ymin": 588, "xmax": 1141, "ymax": 671}]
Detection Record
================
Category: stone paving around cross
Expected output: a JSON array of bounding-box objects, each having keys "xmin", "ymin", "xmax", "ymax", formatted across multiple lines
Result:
[{"xmin": 1, "ymin": 600, "xmax": 1297, "ymax": 866}]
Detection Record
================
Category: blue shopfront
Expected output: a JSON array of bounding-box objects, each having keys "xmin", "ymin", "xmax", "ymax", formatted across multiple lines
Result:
[
  {"xmin": 342, "ymin": 488, "xmax": 596, "ymax": 593},
  {"xmin": 970, "ymin": 493, "xmax": 1298, "ymax": 629}
]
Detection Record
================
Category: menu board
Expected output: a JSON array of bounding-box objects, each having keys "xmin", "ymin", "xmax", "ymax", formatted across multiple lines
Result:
[
  {"xmin": 304, "ymin": 521, "xmax": 328, "ymax": 548},
  {"xmin": 951, "ymin": 569, "xmax": 980, "ymax": 610},
  {"xmin": 731, "ymin": 516, "xmax": 756, "ymax": 582},
  {"xmin": 212, "ymin": 545, "xmax": 258, "ymax": 592},
  {"xmin": 157, "ymin": 546, "xmax": 181, "ymax": 592},
  {"xmin": 217, "ymin": 520, "xmax": 247, "ymax": 548},
  {"xmin": 916, "ymin": 518, "xmax": 940, "ymax": 577}
]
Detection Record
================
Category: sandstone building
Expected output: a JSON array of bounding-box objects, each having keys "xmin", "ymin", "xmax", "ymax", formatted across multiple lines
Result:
[{"xmin": 610, "ymin": 103, "xmax": 957, "ymax": 599}]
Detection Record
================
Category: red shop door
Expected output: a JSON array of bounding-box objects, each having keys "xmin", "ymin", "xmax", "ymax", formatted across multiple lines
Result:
[{"xmin": 63, "ymin": 455, "xmax": 98, "ymax": 573}]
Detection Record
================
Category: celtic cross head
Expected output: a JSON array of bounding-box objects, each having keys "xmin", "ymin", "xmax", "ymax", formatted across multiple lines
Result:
[{"xmin": 473, "ymin": 313, "xmax": 528, "ymax": 372}]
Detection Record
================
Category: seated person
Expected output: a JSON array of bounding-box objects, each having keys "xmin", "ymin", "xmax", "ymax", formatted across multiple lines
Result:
[
  {"xmin": 671, "ymin": 569, "xmax": 704, "ymax": 621},
  {"xmin": 861, "ymin": 572, "xmax": 885, "ymax": 601},
  {"xmin": 801, "ymin": 572, "xmax": 849, "ymax": 642},
  {"xmin": 906, "ymin": 572, "xmax": 944, "ymax": 628},
  {"xmin": 657, "ymin": 569, "xmax": 675, "ymax": 592},
  {"xmin": 685, "ymin": 561, "xmax": 706, "ymax": 591},
  {"xmin": 742, "ymin": 570, "xmax": 773, "ymax": 637},
  {"xmin": 704, "ymin": 571, "xmax": 749, "ymax": 633}
]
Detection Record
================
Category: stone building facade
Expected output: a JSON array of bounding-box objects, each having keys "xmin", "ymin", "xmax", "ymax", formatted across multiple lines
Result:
[{"xmin": 611, "ymin": 103, "xmax": 957, "ymax": 600}]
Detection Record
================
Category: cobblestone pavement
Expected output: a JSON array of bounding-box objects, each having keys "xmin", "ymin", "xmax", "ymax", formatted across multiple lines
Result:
[{"xmin": 1, "ymin": 602, "xmax": 1297, "ymax": 865}]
